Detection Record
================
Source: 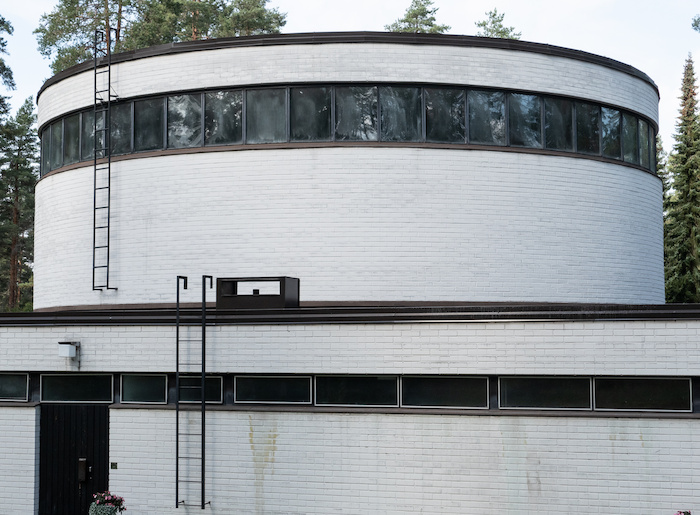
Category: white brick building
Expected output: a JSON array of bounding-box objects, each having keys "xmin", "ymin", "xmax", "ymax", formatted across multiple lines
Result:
[{"xmin": 1, "ymin": 32, "xmax": 696, "ymax": 514}]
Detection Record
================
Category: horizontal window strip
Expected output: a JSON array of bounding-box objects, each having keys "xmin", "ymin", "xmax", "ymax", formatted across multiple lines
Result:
[
  {"xmin": 12, "ymin": 373, "xmax": 694, "ymax": 414},
  {"xmin": 39, "ymin": 84, "xmax": 657, "ymax": 177}
]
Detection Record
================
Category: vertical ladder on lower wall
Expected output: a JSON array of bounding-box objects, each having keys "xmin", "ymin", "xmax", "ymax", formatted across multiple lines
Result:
[
  {"xmin": 92, "ymin": 29, "xmax": 118, "ymax": 291},
  {"xmin": 176, "ymin": 275, "xmax": 213, "ymax": 509}
]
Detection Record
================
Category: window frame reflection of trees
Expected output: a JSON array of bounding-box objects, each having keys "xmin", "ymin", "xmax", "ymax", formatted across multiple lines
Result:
[{"xmin": 39, "ymin": 84, "xmax": 657, "ymax": 176}]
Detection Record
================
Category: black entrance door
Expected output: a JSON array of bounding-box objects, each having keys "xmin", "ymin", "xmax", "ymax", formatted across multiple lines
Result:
[{"xmin": 39, "ymin": 404, "xmax": 109, "ymax": 515}]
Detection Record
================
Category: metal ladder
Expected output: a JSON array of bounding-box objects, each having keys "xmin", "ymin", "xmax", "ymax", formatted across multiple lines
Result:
[
  {"xmin": 92, "ymin": 29, "xmax": 118, "ymax": 291},
  {"xmin": 175, "ymin": 275, "xmax": 213, "ymax": 509}
]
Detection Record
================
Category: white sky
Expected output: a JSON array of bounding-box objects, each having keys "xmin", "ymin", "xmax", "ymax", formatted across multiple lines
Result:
[{"xmin": 3, "ymin": 0, "xmax": 700, "ymax": 153}]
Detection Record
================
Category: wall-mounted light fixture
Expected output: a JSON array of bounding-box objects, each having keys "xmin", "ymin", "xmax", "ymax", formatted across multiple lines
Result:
[{"xmin": 58, "ymin": 341, "xmax": 81, "ymax": 369}]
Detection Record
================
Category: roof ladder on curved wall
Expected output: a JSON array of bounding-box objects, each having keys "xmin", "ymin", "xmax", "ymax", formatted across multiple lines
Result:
[{"xmin": 92, "ymin": 29, "xmax": 118, "ymax": 291}]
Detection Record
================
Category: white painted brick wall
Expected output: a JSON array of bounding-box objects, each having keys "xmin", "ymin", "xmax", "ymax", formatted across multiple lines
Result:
[
  {"xmin": 34, "ymin": 149, "xmax": 663, "ymax": 309},
  {"xmin": 1, "ymin": 319, "xmax": 699, "ymax": 376},
  {"xmin": 37, "ymin": 43, "xmax": 658, "ymax": 127},
  {"xmin": 0, "ymin": 407, "xmax": 39, "ymax": 514},
  {"xmin": 108, "ymin": 409, "xmax": 699, "ymax": 514}
]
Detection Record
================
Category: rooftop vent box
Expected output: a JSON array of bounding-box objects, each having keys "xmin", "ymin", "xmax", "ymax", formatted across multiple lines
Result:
[{"xmin": 216, "ymin": 277, "xmax": 300, "ymax": 309}]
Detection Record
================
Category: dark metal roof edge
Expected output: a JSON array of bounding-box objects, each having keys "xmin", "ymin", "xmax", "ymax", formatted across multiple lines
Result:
[
  {"xmin": 37, "ymin": 32, "xmax": 659, "ymax": 102},
  {"xmin": 2, "ymin": 303, "xmax": 698, "ymax": 327}
]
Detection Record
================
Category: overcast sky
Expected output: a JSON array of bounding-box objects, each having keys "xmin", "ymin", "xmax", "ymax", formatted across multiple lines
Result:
[{"xmin": 3, "ymin": 0, "xmax": 700, "ymax": 153}]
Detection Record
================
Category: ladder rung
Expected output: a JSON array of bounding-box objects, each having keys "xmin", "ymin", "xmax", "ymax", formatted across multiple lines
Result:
[
  {"xmin": 95, "ymin": 186, "xmax": 109, "ymax": 190},
  {"xmin": 94, "ymin": 265, "xmax": 108, "ymax": 270},
  {"xmin": 94, "ymin": 225, "xmax": 109, "ymax": 229},
  {"xmin": 95, "ymin": 206, "xmax": 109, "ymax": 210}
]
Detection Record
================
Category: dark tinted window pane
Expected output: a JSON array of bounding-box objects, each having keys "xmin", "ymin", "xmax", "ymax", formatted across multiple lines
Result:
[
  {"xmin": 316, "ymin": 376, "xmax": 397, "ymax": 406},
  {"xmin": 110, "ymin": 103, "xmax": 132, "ymax": 155},
  {"xmin": 509, "ymin": 93, "xmax": 542, "ymax": 148},
  {"xmin": 122, "ymin": 375, "xmax": 166, "ymax": 403},
  {"xmin": 595, "ymin": 378, "xmax": 691, "ymax": 411},
  {"xmin": 246, "ymin": 89, "xmax": 286, "ymax": 144},
  {"xmin": 236, "ymin": 376, "xmax": 311, "ymax": 403},
  {"xmin": 168, "ymin": 94, "xmax": 202, "ymax": 149},
  {"xmin": 402, "ymin": 376, "xmax": 487, "ymax": 408},
  {"xmin": 380, "ymin": 86, "xmax": 422, "ymax": 142},
  {"xmin": 335, "ymin": 86, "xmax": 378, "ymax": 141},
  {"xmin": 42, "ymin": 375, "xmax": 112, "ymax": 402},
  {"xmin": 544, "ymin": 97, "xmax": 573, "ymax": 151},
  {"xmin": 205, "ymin": 90, "xmax": 242, "ymax": 145},
  {"xmin": 639, "ymin": 119, "xmax": 650, "ymax": 169},
  {"xmin": 81, "ymin": 110, "xmax": 106, "ymax": 160},
  {"xmin": 63, "ymin": 114, "xmax": 80, "ymax": 165},
  {"xmin": 601, "ymin": 107, "xmax": 621, "ymax": 159},
  {"xmin": 650, "ymin": 125, "xmax": 656, "ymax": 172},
  {"xmin": 179, "ymin": 376, "xmax": 222, "ymax": 403},
  {"xmin": 41, "ymin": 129, "xmax": 50, "ymax": 175},
  {"xmin": 500, "ymin": 377, "xmax": 591, "ymax": 409},
  {"xmin": 425, "ymin": 88, "xmax": 465, "ymax": 143},
  {"xmin": 290, "ymin": 87, "xmax": 331, "ymax": 141},
  {"xmin": 49, "ymin": 120, "xmax": 63, "ymax": 170},
  {"xmin": 468, "ymin": 90, "xmax": 505, "ymax": 145},
  {"xmin": 576, "ymin": 102, "xmax": 600, "ymax": 154},
  {"xmin": 134, "ymin": 98, "xmax": 164, "ymax": 152},
  {"xmin": 622, "ymin": 113, "xmax": 638, "ymax": 164},
  {"xmin": 0, "ymin": 374, "xmax": 28, "ymax": 400}
]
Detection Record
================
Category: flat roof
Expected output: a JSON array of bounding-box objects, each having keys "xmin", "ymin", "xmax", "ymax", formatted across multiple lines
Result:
[
  {"xmin": 2, "ymin": 303, "xmax": 697, "ymax": 326},
  {"xmin": 37, "ymin": 31, "xmax": 658, "ymax": 101}
]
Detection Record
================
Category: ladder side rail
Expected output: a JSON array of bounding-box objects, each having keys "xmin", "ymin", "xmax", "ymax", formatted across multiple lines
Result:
[
  {"xmin": 104, "ymin": 36, "xmax": 113, "ymax": 289},
  {"xmin": 175, "ymin": 276, "xmax": 188, "ymax": 508},
  {"xmin": 201, "ymin": 275, "xmax": 213, "ymax": 509},
  {"xmin": 92, "ymin": 29, "xmax": 101, "ymax": 290}
]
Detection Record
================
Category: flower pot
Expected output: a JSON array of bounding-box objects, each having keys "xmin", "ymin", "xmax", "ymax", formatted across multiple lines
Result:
[{"xmin": 88, "ymin": 503, "xmax": 118, "ymax": 515}]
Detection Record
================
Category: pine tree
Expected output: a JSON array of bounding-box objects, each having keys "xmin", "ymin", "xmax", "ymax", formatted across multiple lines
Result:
[
  {"xmin": 0, "ymin": 98, "xmax": 38, "ymax": 311},
  {"xmin": 665, "ymin": 56, "xmax": 700, "ymax": 303},
  {"xmin": 475, "ymin": 8, "xmax": 521, "ymax": 39},
  {"xmin": 385, "ymin": 0, "xmax": 450, "ymax": 34},
  {"xmin": 0, "ymin": 15, "xmax": 15, "ymax": 91},
  {"xmin": 215, "ymin": 0, "xmax": 286, "ymax": 37},
  {"xmin": 34, "ymin": 0, "xmax": 132, "ymax": 74},
  {"xmin": 658, "ymin": 135, "xmax": 674, "ymax": 298},
  {"xmin": 37, "ymin": 0, "xmax": 287, "ymax": 72}
]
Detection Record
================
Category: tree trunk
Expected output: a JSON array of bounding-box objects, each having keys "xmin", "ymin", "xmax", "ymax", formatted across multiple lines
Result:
[
  {"xmin": 192, "ymin": 0, "xmax": 201, "ymax": 41},
  {"xmin": 104, "ymin": 0, "xmax": 111, "ymax": 52},
  {"xmin": 116, "ymin": 0, "xmax": 122, "ymax": 43}
]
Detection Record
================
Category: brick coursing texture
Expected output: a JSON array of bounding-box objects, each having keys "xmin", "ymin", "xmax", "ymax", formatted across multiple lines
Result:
[
  {"xmin": 35, "ymin": 149, "xmax": 663, "ymax": 309},
  {"xmin": 108, "ymin": 409, "xmax": 698, "ymax": 514},
  {"xmin": 37, "ymin": 44, "xmax": 658, "ymax": 126},
  {"xmin": 0, "ymin": 407, "xmax": 39, "ymax": 513},
  {"xmin": 1, "ymin": 319, "xmax": 698, "ymax": 375}
]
